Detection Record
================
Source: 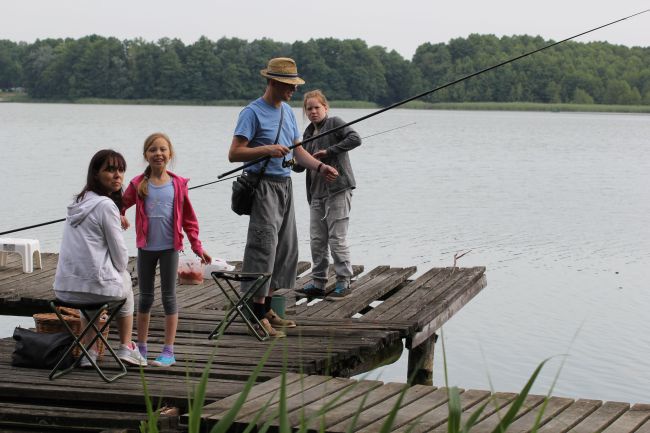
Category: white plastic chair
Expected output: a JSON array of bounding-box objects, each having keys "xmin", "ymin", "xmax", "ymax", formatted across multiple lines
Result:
[{"xmin": 0, "ymin": 238, "xmax": 43, "ymax": 273}]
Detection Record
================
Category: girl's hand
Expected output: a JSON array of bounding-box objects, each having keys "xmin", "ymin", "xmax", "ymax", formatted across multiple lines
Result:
[
  {"xmin": 199, "ymin": 251, "xmax": 212, "ymax": 264},
  {"xmin": 312, "ymin": 149, "xmax": 328, "ymax": 160},
  {"xmin": 120, "ymin": 215, "xmax": 130, "ymax": 230},
  {"xmin": 266, "ymin": 144, "xmax": 290, "ymax": 158},
  {"xmin": 321, "ymin": 165, "xmax": 338, "ymax": 183}
]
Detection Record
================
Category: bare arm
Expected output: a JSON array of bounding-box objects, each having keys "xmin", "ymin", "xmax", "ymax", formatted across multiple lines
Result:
[{"xmin": 228, "ymin": 135, "xmax": 289, "ymax": 163}]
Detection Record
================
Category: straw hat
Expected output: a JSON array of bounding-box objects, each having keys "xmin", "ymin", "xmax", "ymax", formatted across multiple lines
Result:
[{"xmin": 260, "ymin": 57, "xmax": 305, "ymax": 85}]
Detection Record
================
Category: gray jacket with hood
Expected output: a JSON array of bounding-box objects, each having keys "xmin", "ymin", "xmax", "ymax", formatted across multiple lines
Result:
[
  {"xmin": 295, "ymin": 115, "xmax": 361, "ymax": 204},
  {"xmin": 54, "ymin": 191, "xmax": 129, "ymax": 298}
]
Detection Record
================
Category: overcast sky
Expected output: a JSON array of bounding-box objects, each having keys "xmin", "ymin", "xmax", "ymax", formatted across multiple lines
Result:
[{"xmin": 4, "ymin": 1, "xmax": 649, "ymax": 59}]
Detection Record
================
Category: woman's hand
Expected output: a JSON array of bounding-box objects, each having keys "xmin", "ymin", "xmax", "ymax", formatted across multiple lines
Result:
[
  {"xmin": 312, "ymin": 149, "xmax": 328, "ymax": 160},
  {"xmin": 120, "ymin": 215, "xmax": 130, "ymax": 230},
  {"xmin": 320, "ymin": 165, "xmax": 339, "ymax": 183}
]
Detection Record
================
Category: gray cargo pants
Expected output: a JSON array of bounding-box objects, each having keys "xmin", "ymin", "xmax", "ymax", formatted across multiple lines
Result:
[
  {"xmin": 241, "ymin": 175, "xmax": 298, "ymax": 297},
  {"xmin": 309, "ymin": 189, "xmax": 353, "ymax": 287}
]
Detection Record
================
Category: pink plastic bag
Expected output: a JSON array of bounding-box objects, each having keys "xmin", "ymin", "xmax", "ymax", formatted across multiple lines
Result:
[{"xmin": 177, "ymin": 256, "xmax": 204, "ymax": 285}]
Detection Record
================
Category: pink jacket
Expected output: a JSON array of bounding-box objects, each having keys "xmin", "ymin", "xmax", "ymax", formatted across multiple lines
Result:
[{"xmin": 121, "ymin": 171, "xmax": 204, "ymax": 256}]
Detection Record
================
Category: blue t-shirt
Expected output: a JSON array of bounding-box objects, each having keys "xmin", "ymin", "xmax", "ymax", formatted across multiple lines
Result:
[
  {"xmin": 233, "ymin": 98, "xmax": 300, "ymax": 177},
  {"xmin": 143, "ymin": 179, "xmax": 175, "ymax": 251}
]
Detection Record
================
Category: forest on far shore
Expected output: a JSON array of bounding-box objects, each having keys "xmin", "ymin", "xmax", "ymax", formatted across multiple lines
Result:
[{"xmin": 1, "ymin": 34, "xmax": 649, "ymax": 105}]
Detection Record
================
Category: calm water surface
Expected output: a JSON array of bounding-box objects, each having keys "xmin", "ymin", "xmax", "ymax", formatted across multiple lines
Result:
[{"xmin": 1, "ymin": 103, "xmax": 649, "ymax": 402}]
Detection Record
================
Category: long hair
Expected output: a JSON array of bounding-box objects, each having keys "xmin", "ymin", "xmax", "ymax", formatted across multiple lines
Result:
[
  {"xmin": 76, "ymin": 149, "xmax": 127, "ymax": 209},
  {"xmin": 137, "ymin": 132, "xmax": 174, "ymax": 198}
]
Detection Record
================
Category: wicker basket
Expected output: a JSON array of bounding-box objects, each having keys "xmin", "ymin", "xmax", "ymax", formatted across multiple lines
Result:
[{"xmin": 33, "ymin": 307, "xmax": 110, "ymax": 359}]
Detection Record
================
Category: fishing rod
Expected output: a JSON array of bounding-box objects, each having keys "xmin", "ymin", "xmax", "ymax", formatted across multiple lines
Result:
[
  {"xmin": 0, "ymin": 122, "xmax": 415, "ymax": 236},
  {"xmin": 217, "ymin": 8, "xmax": 650, "ymax": 179},
  {"xmin": 189, "ymin": 122, "xmax": 416, "ymax": 191}
]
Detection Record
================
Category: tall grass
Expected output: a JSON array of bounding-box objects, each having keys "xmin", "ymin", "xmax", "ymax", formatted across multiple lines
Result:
[{"xmin": 138, "ymin": 326, "xmax": 568, "ymax": 433}]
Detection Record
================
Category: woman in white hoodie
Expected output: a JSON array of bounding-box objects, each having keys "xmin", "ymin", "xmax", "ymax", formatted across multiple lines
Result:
[{"xmin": 53, "ymin": 149, "xmax": 147, "ymax": 367}]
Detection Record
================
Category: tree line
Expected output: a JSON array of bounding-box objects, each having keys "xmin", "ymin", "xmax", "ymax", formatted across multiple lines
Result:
[{"xmin": 1, "ymin": 34, "xmax": 649, "ymax": 105}]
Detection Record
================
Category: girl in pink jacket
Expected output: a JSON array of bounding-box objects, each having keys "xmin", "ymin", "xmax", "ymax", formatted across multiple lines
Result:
[{"xmin": 122, "ymin": 132, "xmax": 211, "ymax": 367}]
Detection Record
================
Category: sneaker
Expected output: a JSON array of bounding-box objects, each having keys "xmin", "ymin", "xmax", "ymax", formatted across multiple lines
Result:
[
  {"xmin": 265, "ymin": 309, "xmax": 296, "ymax": 328},
  {"xmin": 117, "ymin": 342, "xmax": 148, "ymax": 367},
  {"xmin": 301, "ymin": 282, "xmax": 325, "ymax": 297},
  {"xmin": 79, "ymin": 349, "xmax": 98, "ymax": 368},
  {"xmin": 329, "ymin": 282, "xmax": 351, "ymax": 300},
  {"xmin": 151, "ymin": 354, "xmax": 176, "ymax": 367},
  {"xmin": 252, "ymin": 318, "xmax": 286, "ymax": 338}
]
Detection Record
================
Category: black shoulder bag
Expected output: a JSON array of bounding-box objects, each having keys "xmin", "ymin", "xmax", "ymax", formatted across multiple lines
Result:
[
  {"xmin": 231, "ymin": 107, "xmax": 284, "ymax": 215},
  {"xmin": 12, "ymin": 327, "xmax": 75, "ymax": 369}
]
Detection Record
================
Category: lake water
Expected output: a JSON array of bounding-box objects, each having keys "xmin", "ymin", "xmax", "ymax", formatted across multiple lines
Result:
[{"xmin": 1, "ymin": 103, "xmax": 649, "ymax": 403}]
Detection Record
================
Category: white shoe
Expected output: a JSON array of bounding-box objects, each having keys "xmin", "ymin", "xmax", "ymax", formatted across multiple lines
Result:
[
  {"xmin": 79, "ymin": 349, "xmax": 98, "ymax": 368},
  {"xmin": 117, "ymin": 342, "xmax": 148, "ymax": 366}
]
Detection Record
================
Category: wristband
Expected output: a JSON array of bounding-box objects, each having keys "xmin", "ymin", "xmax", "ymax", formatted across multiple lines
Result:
[{"xmin": 317, "ymin": 162, "xmax": 323, "ymax": 173}]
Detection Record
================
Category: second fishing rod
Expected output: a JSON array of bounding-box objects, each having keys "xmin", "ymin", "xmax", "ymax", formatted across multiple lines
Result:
[{"xmin": 218, "ymin": 8, "xmax": 649, "ymax": 179}]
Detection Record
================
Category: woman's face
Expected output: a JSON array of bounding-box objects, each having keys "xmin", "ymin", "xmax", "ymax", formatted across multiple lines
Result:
[
  {"xmin": 97, "ymin": 158, "xmax": 125, "ymax": 193},
  {"xmin": 305, "ymin": 98, "xmax": 328, "ymax": 124}
]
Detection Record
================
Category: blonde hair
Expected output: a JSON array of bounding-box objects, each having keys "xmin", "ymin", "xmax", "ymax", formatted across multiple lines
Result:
[
  {"xmin": 303, "ymin": 89, "xmax": 329, "ymax": 114},
  {"xmin": 137, "ymin": 132, "xmax": 174, "ymax": 198}
]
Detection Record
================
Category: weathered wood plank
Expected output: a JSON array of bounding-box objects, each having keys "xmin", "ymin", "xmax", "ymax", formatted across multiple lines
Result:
[
  {"xmin": 313, "ymin": 267, "xmax": 417, "ymax": 319},
  {"xmin": 536, "ymin": 399, "xmax": 602, "ymax": 433},
  {"xmin": 568, "ymin": 401, "xmax": 630, "ymax": 433}
]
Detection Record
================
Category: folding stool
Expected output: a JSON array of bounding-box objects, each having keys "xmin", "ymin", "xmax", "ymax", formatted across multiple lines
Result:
[
  {"xmin": 208, "ymin": 271, "xmax": 271, "ymax": 341},
  {"xmin": 48, "ymin": 298, "xmax": 128, "ymax": 383}
]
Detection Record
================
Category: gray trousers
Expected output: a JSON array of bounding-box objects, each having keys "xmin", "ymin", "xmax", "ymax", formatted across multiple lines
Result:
[
  {"xmin": 309, "ymin": 189, "xmax": 353, "ymax": 287},
  {"xmin": 137, "ymin": 249, "xmax": 179, "ymax": 315},
  {"xmin": 241, "ymin": 175, "xmax": 298, "ymax": 297}
]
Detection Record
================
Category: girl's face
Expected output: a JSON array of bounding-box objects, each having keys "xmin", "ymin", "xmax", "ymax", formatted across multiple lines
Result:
[
  {"xmin": 145, "ymin": 137, "xmax": 171, "ymax": 169},
  {"xmin": 305, "ymin": 98, "xmax": 328, "ymax": 124},
  {"xmin": 97, "ymin": 158, "xmax": 125, "ymax": 193}
]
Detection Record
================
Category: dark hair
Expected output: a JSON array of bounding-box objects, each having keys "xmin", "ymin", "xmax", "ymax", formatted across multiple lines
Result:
[{"xmin": 76, "ymin": 149, "xmax": 127, "ymax": 208}]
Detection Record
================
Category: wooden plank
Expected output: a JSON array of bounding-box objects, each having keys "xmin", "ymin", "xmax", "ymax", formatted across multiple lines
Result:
[
  {"xmin": 563, "ymin": 401, "xmax": 629, "ymax": 433},
  {"xmin": 427, "ymin": 392, "xmax": 517, "ymax": 433},
  {"xmin": 409, "ymin": 273, "xmax": 487, "ymax": 348},
  {"xmin": 361, "ymin": 267, "xmax": 444, "ymax": 320},
  {"xmin": 236, "ymin": 376, "xmax": 355, "ymax": 427},
  {"xmin": 599, "ymin": 403, "xmax": 650, "ymax": 433},
  {"xmin": 302, "ymin": 382, "xmax": 407, "ymax": 432},
  {"xmin": 313, "ymin": 267, "xmax": 417, "ymax": 319},
  {"xmin": 356, "ymin": 387, "xmax": 451, "ymax": 433},
  {"xmin": 536, "ymin": 399, "xmax": 602, "ymax": 433},
  {"xmin": 295, "ymin": 266, "xmax": 390, "ymax": 317},
  {"xmin": 368, "ymin": 268, "xmax": 462, "ymax": 322},
  {"xmin": 504, "ymin": 396, "xmax": 574, "ymax": 432},
  {"xmin": 326, "ymin": 384, "xmax": 436, "ymax": 432},
  {"xmin": 393, "ymin": 389, "xmax": 490, "ymax": 433},
  {"xmin": 286, "ymin": 379, "xmax": 384, "ymax": 428},
  {"xmin": 468, "ymin": 395, "xmax": 545, "ymax": 433}
]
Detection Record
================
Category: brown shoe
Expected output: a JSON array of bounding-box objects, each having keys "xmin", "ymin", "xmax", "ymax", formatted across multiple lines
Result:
[
  {"xmin": 253, "ymin": 318, "xmax": 286, "ymax": 338},
  {"xmin": 265, "ymin": 309, "xmax": 296, "ymax": 328}
]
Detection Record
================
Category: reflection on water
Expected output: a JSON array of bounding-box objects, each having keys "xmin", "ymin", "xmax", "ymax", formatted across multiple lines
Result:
[{"xmin": 1, "ymin": 104, "xmax": 649, "ymax": 402}]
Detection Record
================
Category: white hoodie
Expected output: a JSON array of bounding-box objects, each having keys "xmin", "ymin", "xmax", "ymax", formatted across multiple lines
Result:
[{"xmin": 54, "ymin": 191, "xmax": 130, "ymax": 298}]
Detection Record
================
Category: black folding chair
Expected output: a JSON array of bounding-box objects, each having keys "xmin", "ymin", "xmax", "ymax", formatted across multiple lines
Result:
[
  {"xmin": 48, "ymin": 298, "xmax": 128, "ymax": 383},
  {"xmin": 208, "ymin": 271, "xmax": 271, "ymax": 341}
]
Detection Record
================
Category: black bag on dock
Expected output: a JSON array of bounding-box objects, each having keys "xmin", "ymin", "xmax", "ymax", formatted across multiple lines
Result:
[{"xmin": 12, "ymin": 327, "xmax": 74, "ymax": 369}]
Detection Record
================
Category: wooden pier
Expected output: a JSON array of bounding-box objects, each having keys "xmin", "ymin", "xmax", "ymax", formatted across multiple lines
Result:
[{"xmin": 10, "ymin": 251, "xmax": 636, "ymax": 432}]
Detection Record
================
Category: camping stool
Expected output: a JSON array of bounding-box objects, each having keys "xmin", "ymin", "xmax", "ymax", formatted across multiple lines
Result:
[
  {"xmin": 208, "ymin": 271, "xmax": 272, "ymax": 341},
  {"xmin": 48, "ymin": 298, "xmax": 128, "ymax": 383},
  {"xmin": 0, "ymin": 238, "xmax": 42, "ymax": 273}
]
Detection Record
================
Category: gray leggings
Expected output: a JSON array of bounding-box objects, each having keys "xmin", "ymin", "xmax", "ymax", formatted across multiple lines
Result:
[{"xmin": 137, "ymin": 249, "xmax": 179, "ymax": 315}]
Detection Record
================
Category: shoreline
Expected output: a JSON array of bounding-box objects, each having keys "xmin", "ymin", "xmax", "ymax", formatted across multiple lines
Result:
[{"xmin": 2, "ymin": 94, "xmax": 650, "ymax": 114}]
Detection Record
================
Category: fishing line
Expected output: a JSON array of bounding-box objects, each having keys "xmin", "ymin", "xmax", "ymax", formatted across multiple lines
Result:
[
  {"xmin": 0, "ymin": 123, "xmax": 415, "ymax": 236},
  {"xmin": 217, "ymin": 8, "xmax": 650, "ymax": 179}
]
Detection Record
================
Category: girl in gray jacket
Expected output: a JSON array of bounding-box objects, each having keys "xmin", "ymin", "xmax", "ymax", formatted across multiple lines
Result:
[{"xmin": 298, "ymin": 90, "xmax": 361, "ymax": 299}]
